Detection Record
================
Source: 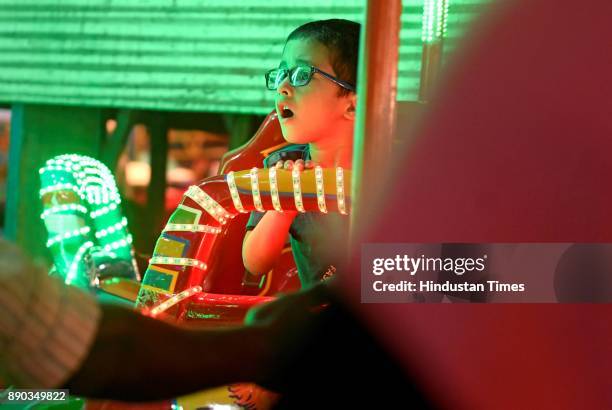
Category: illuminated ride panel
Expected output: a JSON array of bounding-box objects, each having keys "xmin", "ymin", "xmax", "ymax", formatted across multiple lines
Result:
[
  {"xmin": 137, "ymin": 165, "xmax": 351, "ymax": 324},
  {"xmin": 39, "ymin": 154, "xmax": 139, "ymax": 289}
]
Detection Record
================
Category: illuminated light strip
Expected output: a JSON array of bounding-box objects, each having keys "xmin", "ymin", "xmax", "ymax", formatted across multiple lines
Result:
[
  {"xmin": 314, "ymin": 166, "xmax": 328, "ymax": 213},
  {"xmin": 336, "ymin": 167, "xmax": 348, "ymax": 215},
  {"xmin": 102, "ymin": 235, "xmax": 133, "ymax": 252},
  {"xmin": 39, "ymin": 183, "xmax": 81, "ymax": 197},
  {"xmin": 292, "ymin": 168, "xmax": 306, "ymax": 213},
  {"xmin": 39, "ymin": 165, "xmax": 75, "ymax": 175},
  {"xmin": 436, "ymin": 0, "xmax": 449, "ymax": 38},
  {"xmin": 164, "ymin": 223, "xmax": 221, "ymax": 234},
  {"xmin": 436, "ymin": 0, "xmax": 443, "ymax": 38},
  {"xmin": 422, "ymin": 0, "xmax": 431, "ymax": 42},
  {"xmin": 83, "ymin": 176, "xmax": 105, "ymax": 186},
  {"xmin": 65, "ymin": 241, "xmax": 94, "ymax": 285},
  {"xmin": 46, "ymin": 226, "xmax": 91, "ymax": 247},
  {"xmin": 95, "ymin": 217, "xmax": 128, "ymax": 239},
  {"xmin": 90, "ymin": 202, "xmax": 120, "ymax": 218},
  {"xmin": 149, "ymin": 256, "xmax": 207, "ymax": 271},
  {"xmin": 250, "ymin": 168, "xmax": 265, "ymax": 212},
  {"xmin": 269, "ymin": 167, "xmax": 283, "ymax": 211},
  {"xmin": 421, "ymin": 0, "xmax": 448, "ymax": 42},
  {"xmin": 39, "ymin": 166, "xmax": 86, "ymax": 187},
  {"xmin": 148, "ymin": 285, "xmax": 202, "ymax": 317},
  {"xmin": 185, "ymin": 185, "xmax": 231, "ymax": 224},
  {"xmin": 226, "ymin": 172, "xmax": 246, "ymax": 213},
  {"xmin": 41, "ymin": 204, "xmax": 88, "ymax": 219}
]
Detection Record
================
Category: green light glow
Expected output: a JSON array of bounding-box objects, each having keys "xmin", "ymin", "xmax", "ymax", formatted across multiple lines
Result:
[
  {"xmin": 39, "ymin": 154, "xmax": 137, "ymax": 287},
  {"xmin": 422, "ymin": 0, "xmax": 449, "ymax": 43}
]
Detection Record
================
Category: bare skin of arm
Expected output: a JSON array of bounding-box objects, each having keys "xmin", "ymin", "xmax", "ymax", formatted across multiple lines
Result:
[
  {"xmin": 242, "ymin": 211, "xmax": 297, "ymax": 275},
  {"xmin": 242, "ymin": 159, "xmax": 313, "ymax": 275}
]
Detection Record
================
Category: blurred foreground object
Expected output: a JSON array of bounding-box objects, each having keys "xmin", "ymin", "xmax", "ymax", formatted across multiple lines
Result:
[{"xmin": 349, "ymin": 0, "xmax": 612, "ymax": 409}]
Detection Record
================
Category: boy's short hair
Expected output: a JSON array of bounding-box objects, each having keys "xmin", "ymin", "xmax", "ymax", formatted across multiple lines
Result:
[{"xmin": 286, "ymin": 19, "xmax": 361, "ymax": 96}]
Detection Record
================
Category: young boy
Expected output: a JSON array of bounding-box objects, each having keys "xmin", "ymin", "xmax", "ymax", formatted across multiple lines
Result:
[{"xmin": 242, "ymin": 19, "xmax": 360, "ymax": 287}]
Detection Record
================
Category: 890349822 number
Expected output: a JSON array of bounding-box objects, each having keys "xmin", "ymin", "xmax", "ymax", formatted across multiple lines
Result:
[{"xmin": 1, "ymin": 389, "xmax": 69, "ymax": 402}]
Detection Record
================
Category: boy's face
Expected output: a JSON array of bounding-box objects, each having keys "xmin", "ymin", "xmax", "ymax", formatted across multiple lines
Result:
[{"xmin": 275, "ymin": 38, "xmax": 355, "ymax": 145}]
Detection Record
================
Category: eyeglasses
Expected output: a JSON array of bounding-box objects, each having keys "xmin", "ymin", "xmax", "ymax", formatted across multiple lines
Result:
[{"xmin": 265, "ymin": 65, "xmax": 355, "ymax": 92}]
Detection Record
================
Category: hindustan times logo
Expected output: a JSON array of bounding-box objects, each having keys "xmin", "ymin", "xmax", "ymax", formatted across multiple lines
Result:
[{"xmin": 371, "ymin": 254, "xmax": 487, "ymax": 276}]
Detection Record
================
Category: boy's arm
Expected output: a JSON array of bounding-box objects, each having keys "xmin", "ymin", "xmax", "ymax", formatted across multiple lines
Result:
[
  {"xmin": 242, "ymin": 210, "xmax": 297, "ymax": 275},
  {"xmin": 242, "ymin": 159, "xmax": 312, "ymax": 275}
]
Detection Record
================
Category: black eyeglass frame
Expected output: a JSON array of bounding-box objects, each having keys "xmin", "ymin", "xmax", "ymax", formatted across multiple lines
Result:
[{"xmin": 265, "ymin": 65, "xmax": 355, "ymax": 92}]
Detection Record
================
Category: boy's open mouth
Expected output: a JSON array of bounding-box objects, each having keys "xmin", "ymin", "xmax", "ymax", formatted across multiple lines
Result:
[{"xmin": 280, "ymin": 106, "xmax": 294, "ymax": 119}]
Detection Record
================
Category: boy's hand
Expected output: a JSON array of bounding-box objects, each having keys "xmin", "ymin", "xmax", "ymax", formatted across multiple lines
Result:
[{"xmin": 274, "ymin": 159, "xmax": 315, "ymax": 172}]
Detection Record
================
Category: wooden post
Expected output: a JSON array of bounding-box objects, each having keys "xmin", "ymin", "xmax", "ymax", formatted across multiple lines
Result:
[
  {"xmin": 144, "ymin": 114, "xmax": 168, "ymax": 252},
  {"xmin": 351, "ymin": 0, "xmax": 403, "ymax": 240}
]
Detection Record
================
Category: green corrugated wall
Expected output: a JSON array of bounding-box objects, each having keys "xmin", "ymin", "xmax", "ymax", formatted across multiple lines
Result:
[
  {"xmin": 0, "ymin": 0, "xmax": 490, "ymax": 114},
  {"xmin": 444, "ymin": 0, "xmax": 492, "ymax": 56},
  {"xmin": 0, "ymin": 0, "xmax": 421, "ymax": 114}
]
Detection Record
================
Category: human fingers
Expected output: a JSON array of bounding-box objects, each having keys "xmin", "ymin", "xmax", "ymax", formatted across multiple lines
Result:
[
  {"xmin": 283, "ymin": 160, "xmax": 294, "ymax": 170},
  {"xmin": 294, "ymin": 159, "xmax": 305, "ymax": 171}
]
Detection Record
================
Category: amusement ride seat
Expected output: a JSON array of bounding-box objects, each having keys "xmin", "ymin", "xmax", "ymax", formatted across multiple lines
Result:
[{"xmin": 136, "ymin": 111, "xmax": 352, "ymax": 326}]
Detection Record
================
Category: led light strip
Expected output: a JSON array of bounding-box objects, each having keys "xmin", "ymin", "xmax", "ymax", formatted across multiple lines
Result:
[
  {"xmin": 41, "ymin": 204, "xmax": 88, "ymax": 219},
  {"xmin": 102, "ymin": 235, "xmax": 133, "ymax": 252},
  {"xmin": 46, "ymin": 226, "xmax": 91, "ymax": 247},
  {"xmin": 336, "ymin": 167, "xmax": 348, "ymax": 215},
  {"xmin": 292, "ymin": 168, "xmax": 306, "ymax": 213},
  {"xmin": 65, "ymin": 241, "xmax": 94, "ymax": 285},
  {"xmin": 226, "ymin": 171, "xmax": 247, "ymax": 213},
  {"xmin": 39, "ymin": 183, "xmax": 82, "ymax": 197},
  {"xmin": 95, "ymin": 217, "xmax": 128, "ymax": 239},
  {"xmin": 163, "ymin": 223, "xmax": 221, "ymax": 234},
  {"xmin": 39, "ymin": 165, "xmax": 76, "ymax": 175},
  {"xmin": 149, "ymin": 256, "xmax": 207, "ymax": 270},
  {"xmin": 250, "ymin": 168, "xmax": 265, "ymax": 212},
  {"xmin": 148, "ymin": 285, "xmax": 202, "ymax": 317},
  {"xmin": 90, "ymin": 202, "xmax": 120, "ymax": 219},
  {"xmin": 314, "ymin": 166, "xmax": 328, "ymax": 213},
  {"xmin": 269, "ymin": 167, "xmax": 283, "ymax": 211},
  {"xmin": 185, "ymin": 185, "xmax": 231, "ymax": 224}
]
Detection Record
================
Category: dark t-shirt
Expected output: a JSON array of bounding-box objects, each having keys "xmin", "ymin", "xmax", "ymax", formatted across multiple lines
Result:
[{"xmin": 245, "ymin": 144, "xmax": 350, "ymax": 286}]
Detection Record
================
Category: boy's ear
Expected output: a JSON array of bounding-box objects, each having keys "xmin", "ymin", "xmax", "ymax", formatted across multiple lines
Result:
[{"xmin": 344, "ymin": 93, "xmax": 357, "ymax": 120}]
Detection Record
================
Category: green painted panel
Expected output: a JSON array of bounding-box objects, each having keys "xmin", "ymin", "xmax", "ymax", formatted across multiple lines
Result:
[{"xmin": 0, "ymin": 0, "xmax": 425, "ymax": 113}]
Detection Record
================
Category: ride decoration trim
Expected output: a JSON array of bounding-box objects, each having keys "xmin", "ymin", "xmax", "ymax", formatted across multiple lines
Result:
[
  {"xmin": 148, "ymin": 285, "xmax": 203, "ymax": 317},
  {"xmin": 250, "ymin": 167, "xmax": 265, "ymax": 212},
  {"xmin": 40, "ymin": 154, "xmax": 138, "ymax": 287},
  {"xmin": 336, "ymin": 167, "xmax": 348, "ymax": 215},
  {"xmin": 46, "ymin": 226, "xmax": 91, "ymax": 247},
  {"xmin": 291, "ymin": 167, "xmax": 306, "ymax": 213},
  {"xmin": 269, "ymin": 167, "xmax": 283, "ymax": 212},
  {"xmin": 41, "ymin": 204, "xmax": 88, "ymax": 220},
  {"xmin": 137, "ymin": 166, "xmax": 352, "ymax": 313},
  {"xmin": 66, "ymin": 241, "xmax": 94, "ymax": 285},
  {"xmin": 185, "ymin": 185, "xmax": 231, "ymax": 224},
  {"xmin": 226, "ymin": 171, "xmax": 247, "ymax": 213},
  {"xmin": 149, "ymin": 256, "xmax": 207, "ymax": 270},
  {"xmin": 40, "ymin": 183, "xmax": 82, "ymax": 198},
  {"xmin": 163, "ymin": 223, "xmax": 222, "ymax": 234},
  {"xmin": 95, "ymin": 217, "xmax": 128, "ymax": 239},
  {"xmin": 314, "ymin": 166, "xmax": 327, "ymax": 214}
]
